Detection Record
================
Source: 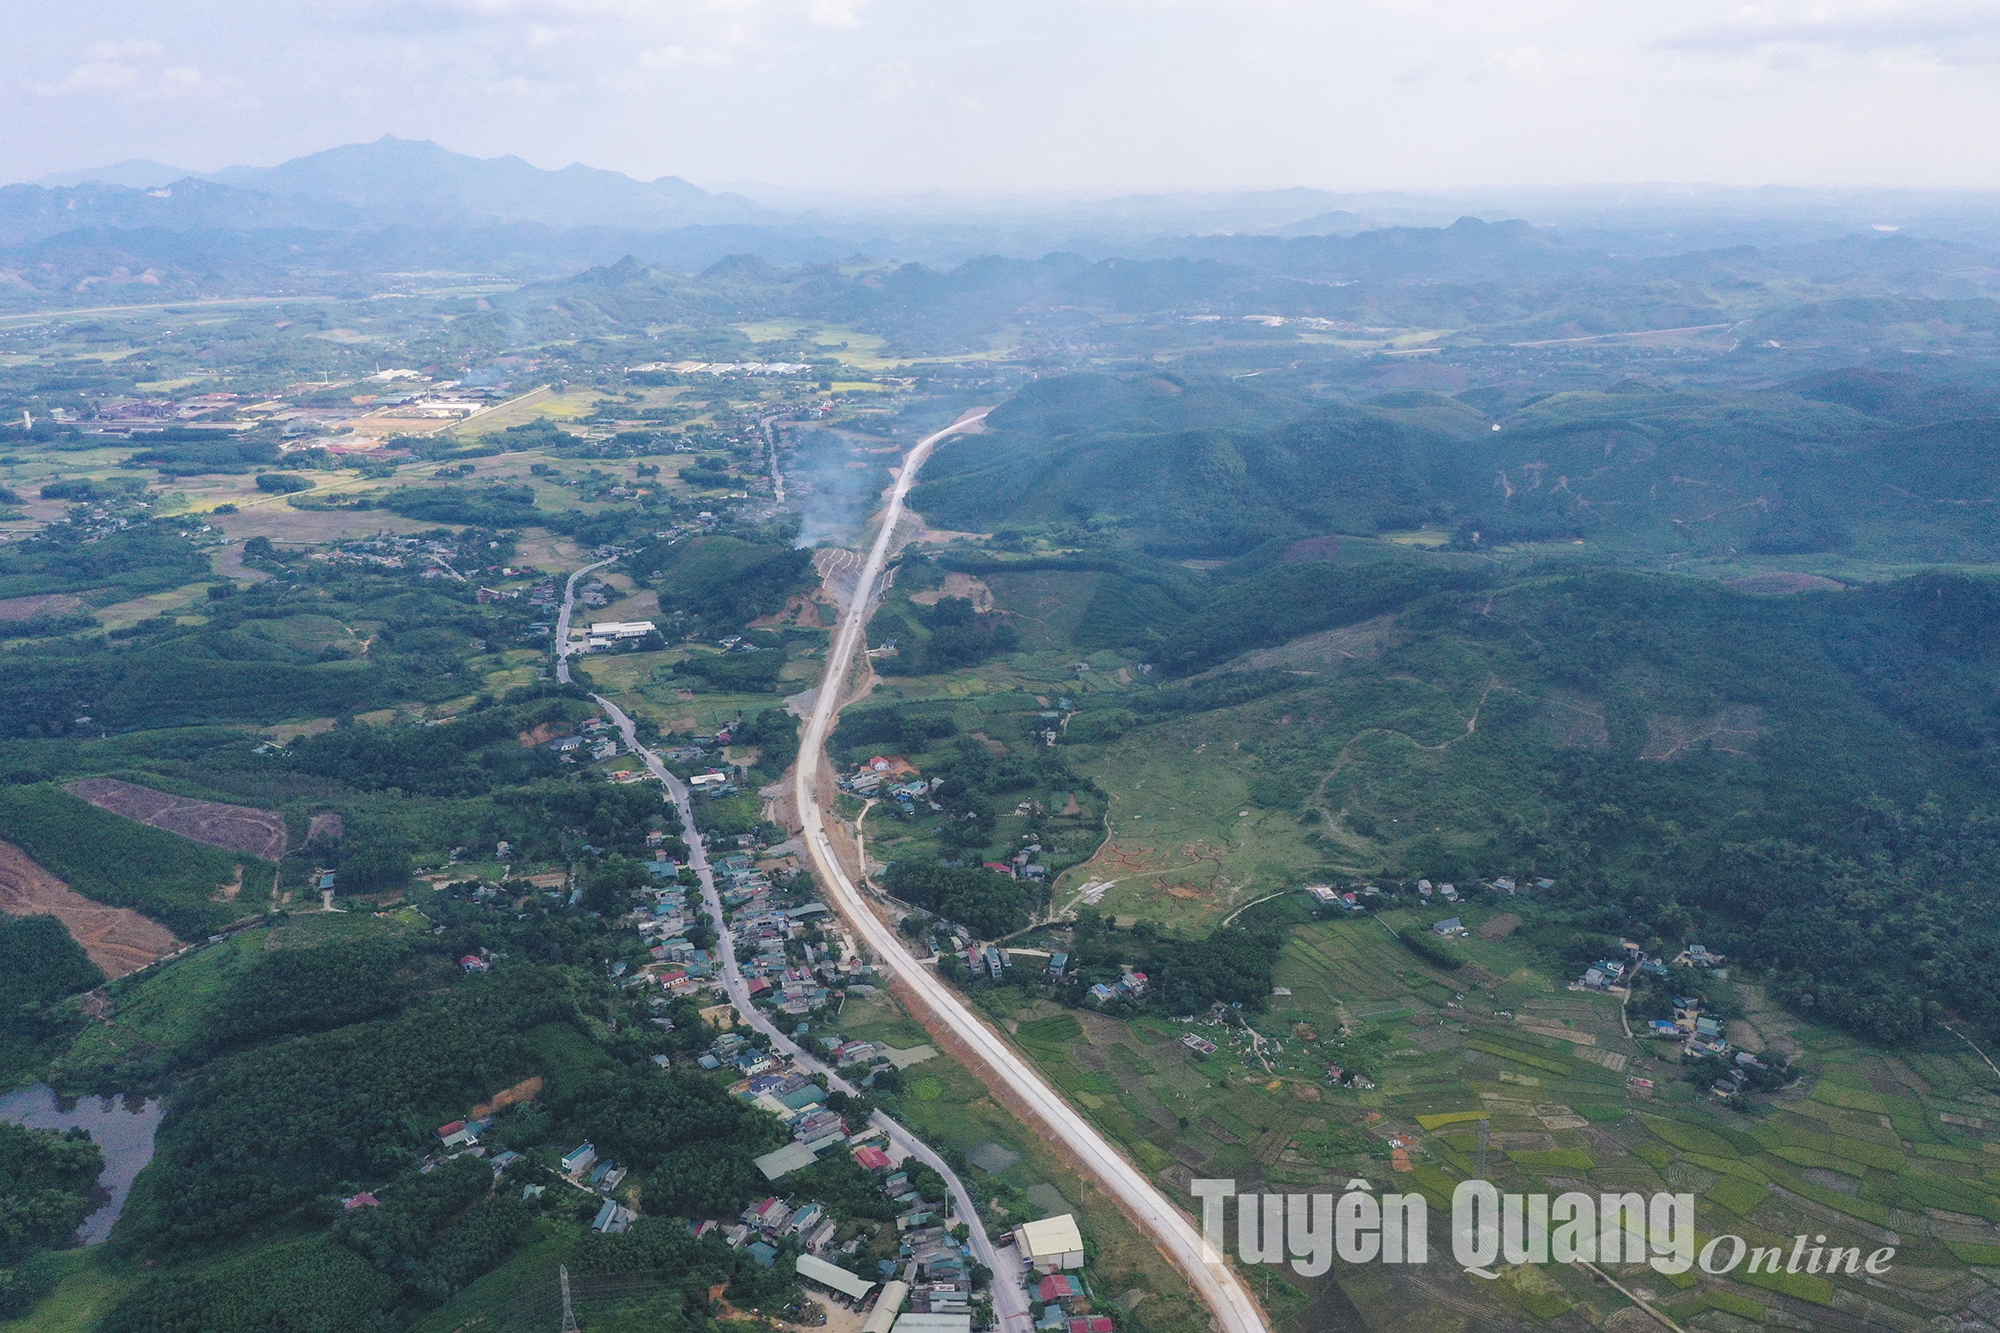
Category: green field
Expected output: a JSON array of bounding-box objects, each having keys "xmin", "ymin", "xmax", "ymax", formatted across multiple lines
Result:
[
  {"xmin": 982, "ymin": 904, "xmax": 2000, "ymax": 1330},
  {"xmin": 835, "ymin": 989, "xmax": 1232, "ymax": 1333}
]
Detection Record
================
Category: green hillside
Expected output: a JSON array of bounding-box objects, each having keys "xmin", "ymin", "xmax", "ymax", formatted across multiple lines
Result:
[
  {"xmin": 854, "ymin": 547, "xmax": 2000, "ymax": 1044},
  {"xmin": 909, "ymin": 369, "xmax": 2000, "ymax": 562}
]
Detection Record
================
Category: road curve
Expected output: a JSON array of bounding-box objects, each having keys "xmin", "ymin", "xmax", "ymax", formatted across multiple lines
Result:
[
  {"xmin": 555, "ymin": 556, "xmax": 1029, "ymax": 1330},
  {"xmin": 553, "ymin": 557, "xmax": 617, "ymax": 686},
  {"xmin": 790, "ymin": 412, "xmax": 1271, "ymax": 1333},
  {"xmin": 589, "ymin": 693, "xmax": 1030, "ymax": 1330}
]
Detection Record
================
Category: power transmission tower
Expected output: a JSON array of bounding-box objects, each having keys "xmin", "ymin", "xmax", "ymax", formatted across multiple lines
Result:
[{"xmin": 559, "ymin": 1265, "xmax": 580, "ymax": 1333}]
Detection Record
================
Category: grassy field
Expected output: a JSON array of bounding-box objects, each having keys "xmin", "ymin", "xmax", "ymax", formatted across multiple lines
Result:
[
  {"xmin": 1067, "ymin": 727, "xmax": 1327, "ymax": 932},
  {"xmin": 835, "ymin": 988, "xmax": 1225, "ymax": 1333},
  {"xmin": 983, "ymin": 897, "xmax": 2000, "ymax": 1330},
  {"xmin": 584, "ymin": 645, "xmax": 811, "ymax": 735},
  {"xmin": 53, "ymin": 913, "xmax": 417, "ymax": 1089},
  {"xmin": 0, "ymin": 1249, "xmax": 140, "ymax": 1333}
]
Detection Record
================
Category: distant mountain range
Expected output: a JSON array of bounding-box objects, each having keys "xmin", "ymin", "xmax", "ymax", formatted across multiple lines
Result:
[
  {"xmin": 17, "ymin": 136, "xmax": 766, "ymax": 233},
  {"xmin": 7, "ymin": 136, "xmax": 2000, "ymax": 324}
]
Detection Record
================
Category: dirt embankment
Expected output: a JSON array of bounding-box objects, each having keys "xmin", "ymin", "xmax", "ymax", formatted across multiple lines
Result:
[
  {"xmin": 0, "ymin": 594, "xmax": 87, "ymax": 621},
  {"xmin": 0, "ymin": 840, "xmax": 180, "ymax": 979},
  {"xmin": 470, "ymin": 1075, "xmax": 545, "ymax": 1119},
  {"xmin": 65, "ymin": 778, "xmax": 288, "ymax": 859}
]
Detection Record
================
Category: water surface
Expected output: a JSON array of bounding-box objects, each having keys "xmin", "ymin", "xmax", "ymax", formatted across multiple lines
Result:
[{"xmin": 0, "ymin": 1083, "xmax": 164, "ymax": 1245}]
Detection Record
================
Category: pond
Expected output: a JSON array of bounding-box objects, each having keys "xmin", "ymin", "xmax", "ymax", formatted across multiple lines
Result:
[{"xmin": 0, "ymin": 1084, "xmax": 164, "ymax": 1245}]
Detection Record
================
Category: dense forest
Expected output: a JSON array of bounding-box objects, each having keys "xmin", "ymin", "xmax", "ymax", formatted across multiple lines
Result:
[
  {"xmin": 909, "ymin": 369, "xmax": 2000, "ymax": 563},
  {"xmin": 0, "ymin": 916, "xmax": 102, "ymax": 1079},
  {"xmin": 0, "ymin": 1105, "xmax": 105, "ymax": 1317}
]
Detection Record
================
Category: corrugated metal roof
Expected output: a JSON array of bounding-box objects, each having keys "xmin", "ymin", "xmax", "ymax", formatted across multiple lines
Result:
[{"xmin": 797, "ymin": 1254, "xmax": 876, "ymax": 1300}]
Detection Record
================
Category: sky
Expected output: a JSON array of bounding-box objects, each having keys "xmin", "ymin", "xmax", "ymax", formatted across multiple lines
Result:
[{"xmin": 7, "ymin": 0, "xmax": 2000, "ymax": 194}]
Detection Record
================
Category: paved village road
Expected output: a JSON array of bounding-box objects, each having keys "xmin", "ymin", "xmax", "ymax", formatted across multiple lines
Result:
[
  {"xmin": 553, "ymin": 557, "xmax": 617, "ymax": 685},
  {"xmin": 591, "ymin": 695, "xmax": 1030, "ymax": 1330},
  {"xmin": 790, "ymin": 410, "xmax": 1273, "ymax": 1333},
  {"xmin": 555, "ymin": 562, "xmax": 1028, "ymax": 1330}
]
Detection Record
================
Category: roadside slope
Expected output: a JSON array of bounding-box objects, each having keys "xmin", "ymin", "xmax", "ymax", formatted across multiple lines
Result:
[{"xmin": 791, "ymin": 410, "xmax": 1272, "ymax": 1333}]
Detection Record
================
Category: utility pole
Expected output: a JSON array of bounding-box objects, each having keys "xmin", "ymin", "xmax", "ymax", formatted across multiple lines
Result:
[{"xmin": 559, "ymin": 1265, "xmax": 580, "ymax": 1333}]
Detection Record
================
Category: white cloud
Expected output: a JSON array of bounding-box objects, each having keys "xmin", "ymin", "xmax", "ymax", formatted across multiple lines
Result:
[
  {"xmin": 37, "ymin": 61, "xmax": 142, "ymax": 95},
  {"xmin": 638, "ymin": 43, "xmax": 736, "ymax": 66},
  {"xmin": 805, "ymin": 0, "xmax": 869, "ymax": 26},
  {"xmin": 1654, "ymin": 1, "xmax": 2000, "ymax": 58},
  {"xmin": 86, "ymin": 39, "xmax": 164, "ymax": 59}
]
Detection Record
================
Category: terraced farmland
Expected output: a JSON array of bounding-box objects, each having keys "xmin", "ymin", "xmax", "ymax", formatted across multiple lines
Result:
[{"xmin": 995, "ymin": 901, "xmax": 2000, "ymax": 1331}]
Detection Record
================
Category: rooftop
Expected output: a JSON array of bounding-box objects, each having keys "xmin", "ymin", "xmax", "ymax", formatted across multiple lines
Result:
[{"xmin": 1015, "ymin": 1213, "xmax": 1084, "ymax": 1259}]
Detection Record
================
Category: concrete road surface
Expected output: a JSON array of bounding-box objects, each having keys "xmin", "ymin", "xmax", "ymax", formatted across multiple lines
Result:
[
  {"xmin": 583, "ymin": 676, "xmax": 1031, "ymax": 1331},
  {"xmin": 553, "ymin": 556, "xmax": 616, "ymax": 685},
  {"xmin": 789, "ymin": 411, "xmax": 1271, "ymax": 1333}
]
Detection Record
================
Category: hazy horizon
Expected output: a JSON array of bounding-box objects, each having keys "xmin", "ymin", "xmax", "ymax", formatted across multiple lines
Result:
[{"xmin": 7, "ymin": 1, "xmax": 2000, "ymax": 195}]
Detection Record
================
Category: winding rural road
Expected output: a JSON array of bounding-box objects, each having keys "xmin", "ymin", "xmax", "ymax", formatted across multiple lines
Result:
[
  {"xmin": 555, "ymin": 552, "xmax": 1029, "ymax": 1329},
  {"xmin": 790, "ymin": 411, "xmax": 1272, "ymax": 1333},
  {"xmin": 553, "ymin": 557, "xmax": 617, "ymax": 685}
]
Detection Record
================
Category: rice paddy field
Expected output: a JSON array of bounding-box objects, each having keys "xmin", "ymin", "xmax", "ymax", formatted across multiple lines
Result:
[{"xmin": 990, "ymin": 901, "xmax": 2000, "ymax": 1332}]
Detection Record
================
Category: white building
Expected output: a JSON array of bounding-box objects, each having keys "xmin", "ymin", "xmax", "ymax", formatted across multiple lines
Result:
[
  {"xmin": 1011, "ymin": 1213, "xmax": 1085, "ymax": 1271},
  {"xmin": 589, "ymin": 621, "xmax": 656, "ymax": 638}
]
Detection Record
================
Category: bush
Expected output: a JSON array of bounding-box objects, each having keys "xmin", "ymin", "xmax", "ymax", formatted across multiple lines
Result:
[{"xmin": 1396, "ymin": 928, "xmax": 1464, "ymax": 970}]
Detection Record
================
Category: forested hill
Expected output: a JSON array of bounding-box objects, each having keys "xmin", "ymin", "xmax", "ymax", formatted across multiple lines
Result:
[{"xmin": 907, "ymin": 369, "xmax": 2000, "ymax": 560}]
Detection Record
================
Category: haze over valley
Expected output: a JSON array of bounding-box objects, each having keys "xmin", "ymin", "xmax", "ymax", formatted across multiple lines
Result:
[{"xmin": 7, "ymin": 7, "xmax": 2000, "ymax": 1333}]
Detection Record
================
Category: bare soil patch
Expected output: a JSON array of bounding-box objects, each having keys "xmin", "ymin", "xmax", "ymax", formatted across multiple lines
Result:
[
  {"xmin": 212, "ymin": 865, "xmax": 242, "ymax": 902},
  {"xmin": 909, "ymin": 572, "xmax": 993, "ymax": 612},
  {"xmin": 1280, "ymin": 535, "xmax": 1345, "ymax": 564},
  {"xmin": 749, "ymin": 593, "xmax": 827, "ymax": 629},
  {"xmin": 211, "ymin": 543, "xmax": 274, "ymax": 583},
  {"xmin": 518, "ymin": 721, "xmax": 563, "ymax": 747},
  {"xmin": 1541, "ymin": 690, "xmax": 1610, "ymax": 750},
  {"xmin": 0, "ymin": 839, "xmax": 180, "ymax": 978},
  {"xmin": 0, "ymin": 593, "xmax": 86, "ymax": 621},
  {"xmin": 208, "ymin": 506, "xmax": 438, "ymax": 543},
  {"xmin": 264, "ymin": 717, "xmax": 336, "ymax": 743},
  {"xmin": 1724, "ymin": 572, "xmax": 1847, "ymax": 595},
  {"xmin": 1477, "ymin": 913, "xmax": 1523, "ymax": 941},
  {"xmin": 307, "ymin": 811, "xmax": 344, "ymax": 845},
  {"xmin": 1194, "ymin": 613, "xmax": 1399, "ymax": 679},
  {"xmin": 65, "ymin": 778, "xmax": 288, "ymax": 859},
  {"xmin": 470, "ymin": 1075, "xmax": 545, "ymax": 1120},
  {"xmin": 1641, "ymin": 704, "xmax": 1761, "ymax": 760}
]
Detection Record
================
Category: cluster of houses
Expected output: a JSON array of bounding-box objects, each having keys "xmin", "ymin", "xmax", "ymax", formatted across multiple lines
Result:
[
  {"xmin": 1642, "ymin": 991, "xmax": 1768, "ymax": 1095},
  {"xmin": 841, "ymin": 755, "xmax": 942, "ymax": 807},
  {"xmin": 1086, "ymin": 969, "xmax": 1149, "ymax": 1006},
  {"xmin": 636, "ymin": 873, "xmax": 716, "ymax": 1004},
  {"xmin": 540, "ymin": 715, "xmax": 628, "ymax": 766},
  {"xmin": 1307, "ymin": 885, "xmax": 1375, "ymax": 912},
  {"xmin": 1301, "ymin": 875, "xmax": 1557, "ymax": 916},
  {"xmin": 551, "ymin": 1141, "xmax": 636, "ymax": 1233},
  {"xmin": 715, "ymin": 867, "xmax": 865, "ymax": 1017},
  {"xmin": 685, "ymin": 1039, "xmax": 1099, "ymax": 1333},
  {"xmin": 1576, "ymin": 939, "xmax": 1673, "ymax": 992},
  {"xmin": 981, "ymin": 843, "xmax": 1050, "ymax": 882}
]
